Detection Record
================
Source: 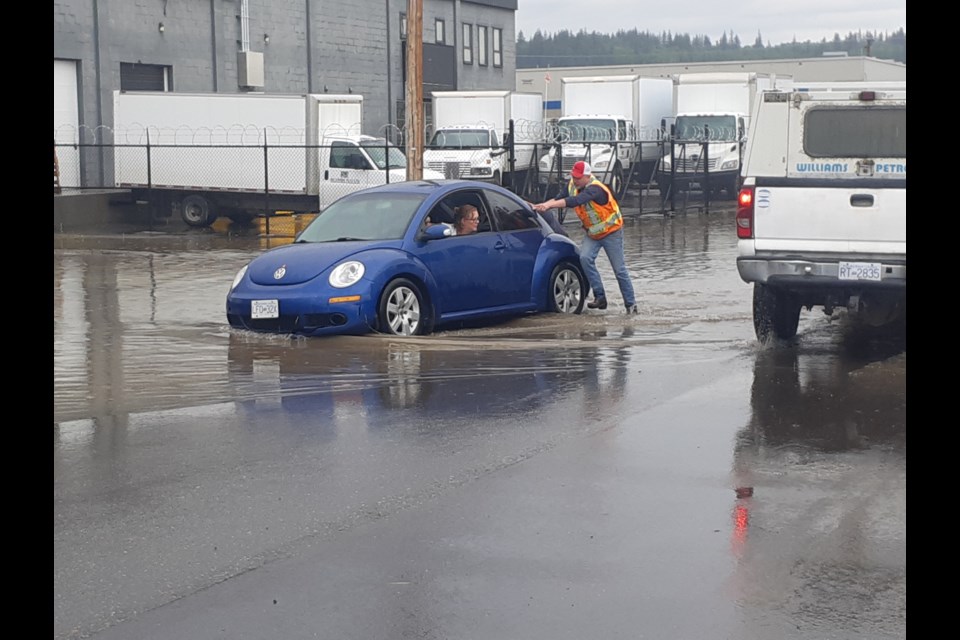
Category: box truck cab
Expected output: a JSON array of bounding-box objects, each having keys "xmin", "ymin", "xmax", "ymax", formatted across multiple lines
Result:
[
  {"xmin": 539, "ymin": 114, "xmax": 636, "ymax": 196},
  {"xmin": 425, "ymin": 125, "xmax": 508, "ymax": 183},
  {"xmin": 319, "ymin": 134, "xmax": 442, "ymax": 210},
  {"xmin": 657, "ymin": 72, "xmax": 791, "ymax": 201},
  {"xmin": 423, "ymin": 90, "xmax": 544, "ymax": 187},
  {"xmin": 539, "ymin": 76, "xmax": 672, "ymax": 197}
]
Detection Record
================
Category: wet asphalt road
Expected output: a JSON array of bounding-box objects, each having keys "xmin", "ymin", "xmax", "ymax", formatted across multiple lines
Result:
[{"xmin": 54, "ymin": 205, "xmax": 906, "ymax": 639}]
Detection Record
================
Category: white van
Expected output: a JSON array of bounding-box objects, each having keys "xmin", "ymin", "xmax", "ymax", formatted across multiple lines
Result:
[{"xmin": 735, "ymin": 84, "xmax": 906, "ymax": 342}]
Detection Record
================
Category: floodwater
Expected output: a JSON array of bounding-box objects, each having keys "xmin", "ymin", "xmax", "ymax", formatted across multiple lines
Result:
[{"xmin": 53, "ymin": 207, "xmax": 906, "ymax": 640}]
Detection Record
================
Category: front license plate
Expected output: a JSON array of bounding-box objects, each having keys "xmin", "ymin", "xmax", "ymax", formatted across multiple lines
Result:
[
  {"xmin": 838, "ymin": 261, "xmax": 881, "ymax": 281},
  {"xmin": 251, "ymin": 299, "xmax": 279, "ymax": 319}
]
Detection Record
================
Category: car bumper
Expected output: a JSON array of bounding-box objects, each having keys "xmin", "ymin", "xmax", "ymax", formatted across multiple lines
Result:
[
  {"xmin": 737, "ymin": 257, "xmax": 907, "ymax": 289},
  {"xmin": 226, "ymin": 288, "xmax": 378, "ymax": 336}
]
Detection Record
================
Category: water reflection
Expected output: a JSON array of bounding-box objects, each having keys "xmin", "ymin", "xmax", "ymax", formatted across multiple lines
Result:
[
  {"xmin": 225, "ymin": 326, "xmax": 636, "ymax": 431},
  {"xmin": 727, "ymin": 321, "xmax": 906, "ymax": 638}
]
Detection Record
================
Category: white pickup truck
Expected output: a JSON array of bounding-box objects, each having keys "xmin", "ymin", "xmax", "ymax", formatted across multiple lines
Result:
[{"xmin": 735, "ymin": 84, "xmax": 906, "ymax": 342}]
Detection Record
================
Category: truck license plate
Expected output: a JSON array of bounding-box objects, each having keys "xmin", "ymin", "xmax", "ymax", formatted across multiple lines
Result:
[
  {"xmin": 838, "ymin": 262, "xmax": 881, "ymax": 281},
  {"xmin": 251, "ymin": 299, "xmax": 279, "ymax": 319}
]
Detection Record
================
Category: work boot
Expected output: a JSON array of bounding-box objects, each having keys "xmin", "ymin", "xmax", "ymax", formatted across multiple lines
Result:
[
  {"xmin": 587, "ymin": 296, "xmax": 608, "ymax": 310},
  {"xmin": 625, "ymin": 303, "xmax": 638, "ymax": 315}
]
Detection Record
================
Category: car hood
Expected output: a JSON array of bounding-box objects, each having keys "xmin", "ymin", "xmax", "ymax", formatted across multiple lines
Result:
[{"xmin": 247, "ymin": 241, "xmax": 400, "ymax": 286}]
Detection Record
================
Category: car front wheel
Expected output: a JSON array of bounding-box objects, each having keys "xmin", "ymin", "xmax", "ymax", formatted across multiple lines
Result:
[
  {"xmin": 549, "ymin": 263, "xmax": 585, "ymax": 314},
  {"xmin": 378, "ymin": 278, "xmax": 428, "ymax": 336}
]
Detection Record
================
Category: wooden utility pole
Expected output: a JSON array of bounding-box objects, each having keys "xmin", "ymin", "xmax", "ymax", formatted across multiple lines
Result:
[{"xmin": 405, "ymin": 0, "xmax": 423, "ymax": 180}]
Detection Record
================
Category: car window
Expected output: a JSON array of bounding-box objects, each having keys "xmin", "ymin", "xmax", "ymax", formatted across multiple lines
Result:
[
  {"xmin": 428, "ymin": 191, "xmax": 492, "ymax": 235},
  {"xmin": 803, "ymin": 106, "xmax": 906, "ymax": 158},
  {"xmin": 484, "ymin": 191, "xmax": 539, "ymax": 232},
  {"xmin": 296, "ymin": 192, "xmax": 425, "ymax": 242}
]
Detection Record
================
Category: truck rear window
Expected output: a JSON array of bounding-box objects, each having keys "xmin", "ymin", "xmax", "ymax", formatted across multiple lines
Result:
[{"xmin": 803, "ymin": 106, "xmax": 906, "ymax": 158}]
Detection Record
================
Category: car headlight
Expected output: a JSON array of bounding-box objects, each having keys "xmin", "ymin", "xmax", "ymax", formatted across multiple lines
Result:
[
  {"xmin": 593, "ymin": 159, "xmax": 609, "ymax": 170},
  {"xmin": 231, "ymin": 264, "xmax": 248, "ymax": 291},
  {"xmin": 721, "ymin": 159, "xmax": 739, "ymax": 171},
  {"xmin": 329, "ymin": 261, "xmax": 365, "ymax": 288}
]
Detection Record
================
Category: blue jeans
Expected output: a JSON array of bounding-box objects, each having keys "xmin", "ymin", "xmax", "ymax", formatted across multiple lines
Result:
[{"xmin": 579, "ymin": 228, "xmax": 636, "ymax": 306}]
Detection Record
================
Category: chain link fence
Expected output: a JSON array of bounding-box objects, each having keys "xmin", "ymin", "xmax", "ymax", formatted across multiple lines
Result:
[{"xmin": 54, "ymin": 119, "xmax": 734, "ymax": 230}]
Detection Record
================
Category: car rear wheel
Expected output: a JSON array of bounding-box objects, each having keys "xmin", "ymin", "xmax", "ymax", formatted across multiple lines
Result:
[
  {"xmin": 378, "ymin": 278, "xmax": 428, "ymax": 336},
  {"xmin": 753, "ymin": 283, "xmax": 801, "ymax": 342},
  {"xmin": 549, "ymin": 263, "xmax": 585, "ymax": 314}
]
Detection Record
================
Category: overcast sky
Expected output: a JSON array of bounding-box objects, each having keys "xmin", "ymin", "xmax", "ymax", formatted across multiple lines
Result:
[{"xmin": 515, "ymin": 0, "xmax": 906, "ymax": 49}]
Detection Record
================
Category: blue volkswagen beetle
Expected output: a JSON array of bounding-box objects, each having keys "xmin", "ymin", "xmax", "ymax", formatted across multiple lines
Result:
[{"xmin": 226, "ymin": 180, "xmax": 586, "ymax": 336}]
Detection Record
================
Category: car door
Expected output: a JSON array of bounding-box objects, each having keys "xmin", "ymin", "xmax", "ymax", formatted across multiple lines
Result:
[
  {"xmin": 415, "ymin": 191, "xmax": 518, "ymax": 315},
  {"xmin": 482, "ymin": 189, "xmax": 542, "ymax": 305}
]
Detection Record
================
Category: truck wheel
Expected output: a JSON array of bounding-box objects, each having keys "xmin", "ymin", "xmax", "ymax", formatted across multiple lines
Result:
[
  {"xmin": 610, "ymin": 163, "xmax": 624, "ymax": 199},
  {"xmin": 378, "ymin": 278, "xmax": 429, "ymax": 336},
  {"xmin": 753, "ymin": 284, "xmax": 801, "ymax": 342},
  {"xmin": 549, "ymin": 262, "xmax": 585, "ymax": 314},
  {"xmin": 181, "ymin": 195, "xmax": 216, "ymax": 227}
]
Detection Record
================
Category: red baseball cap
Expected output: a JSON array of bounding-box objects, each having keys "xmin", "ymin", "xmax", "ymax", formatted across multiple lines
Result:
[{"xmin": 570, "ymin": 161, "xmax": 592, "ymax": 179}]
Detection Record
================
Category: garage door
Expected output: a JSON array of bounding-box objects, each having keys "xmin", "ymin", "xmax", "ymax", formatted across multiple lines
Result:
[{"xmin": 54, "ymin": 60, "xmax": 81, "ymax": 188}]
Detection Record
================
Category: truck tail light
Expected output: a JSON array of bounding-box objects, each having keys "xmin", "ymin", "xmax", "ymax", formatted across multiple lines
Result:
[{"xmin": 736, "ymin": 187, "xmax": 754, "ymax": 239}]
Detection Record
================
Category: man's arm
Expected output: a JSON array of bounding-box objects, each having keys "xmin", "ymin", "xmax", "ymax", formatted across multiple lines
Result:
[{"xmin": 533, "ymin": 184, "xmax": 607, "ymax": 212}]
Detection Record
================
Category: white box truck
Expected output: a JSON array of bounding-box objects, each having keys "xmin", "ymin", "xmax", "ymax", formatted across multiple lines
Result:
[
  {"xmin": 112, "ymin": 91, "xmax": 442, "ymax": 227},
  {"xmin": 656, "ymin": 72, "xmax": 792, "ymax": 201},
  {"xmin": 424, "ymin": 90, "xmax": 544, "ymax": 187},
  {"xmin": 538, "ymin": 75, "xmax": 673, "ymax": 196}
]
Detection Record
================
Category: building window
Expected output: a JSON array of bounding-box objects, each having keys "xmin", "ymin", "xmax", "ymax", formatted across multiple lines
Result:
[
  {"xmin": 493, "ymin": 28, "xmax": 503, "ymax": 67},
  {"xmin": 435, "ymin": 19, "xmax": 445, "ymax": 45},
  {"xmin": 400, "ymin": 13, "xmax": 407, "ymax": 40},
  {"xmin": 478, "ymin": 25, "xmax": 488, "ymax": 66},
  {"xmin": 462, "ymin": 24, "xmax": 473, "ymax": 65},
  {"xmin": 120, "ymin": 63, "xmax": 172, "ymax": 91}
]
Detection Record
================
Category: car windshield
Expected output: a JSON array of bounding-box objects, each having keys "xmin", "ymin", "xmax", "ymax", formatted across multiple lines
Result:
[
  {"xmin": 674, "ymin": 115, "xmax": 737, "ymax": 141},
  {"xmin": 295, "ymin": 192, "xmax": 427, "ymax": 242},
  {"xmin": 360, "ymin": 139, "xmax": 407, "ymax": 170},
  {"xmin": 558, "ymin": 119, "xmax": 615, "ymax": 142},
  {"xmin": 429, "ymin": 129, "xmax": 492, "ymax": 148}
]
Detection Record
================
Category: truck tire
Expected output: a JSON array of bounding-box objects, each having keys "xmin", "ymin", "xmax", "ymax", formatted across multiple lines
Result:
[
  {"xmin": 610, "ymin": 163, "xmax": 624, "ymax": 199},
  {"xmin": 753, "ymin": 283, "xmax": 801, "ymax": 342},
  {"xmin": 180, "ymin": 194, "xmax": 216, "ymax": 228}
]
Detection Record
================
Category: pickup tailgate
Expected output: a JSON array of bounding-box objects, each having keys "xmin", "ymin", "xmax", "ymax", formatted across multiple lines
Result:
[{"xmin": 752, "ymin": 180, "xmax": 906, "ymax": 254}]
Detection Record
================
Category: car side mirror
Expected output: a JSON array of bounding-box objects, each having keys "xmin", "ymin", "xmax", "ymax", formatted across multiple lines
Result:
[{"xmin": 420, "ymin": 224, "xmax": 454, "ymax": 241}]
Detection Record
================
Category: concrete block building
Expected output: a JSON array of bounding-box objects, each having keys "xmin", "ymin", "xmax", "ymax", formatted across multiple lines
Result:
[{"xmin": 54, "ymin": 0, "xmax": 519, "ymax": 187}]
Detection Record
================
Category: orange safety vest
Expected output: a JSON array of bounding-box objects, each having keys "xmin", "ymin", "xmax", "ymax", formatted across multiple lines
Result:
[{"xmin": 567, "ymin": 177, "xmax": 623, "ymax": 240}]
